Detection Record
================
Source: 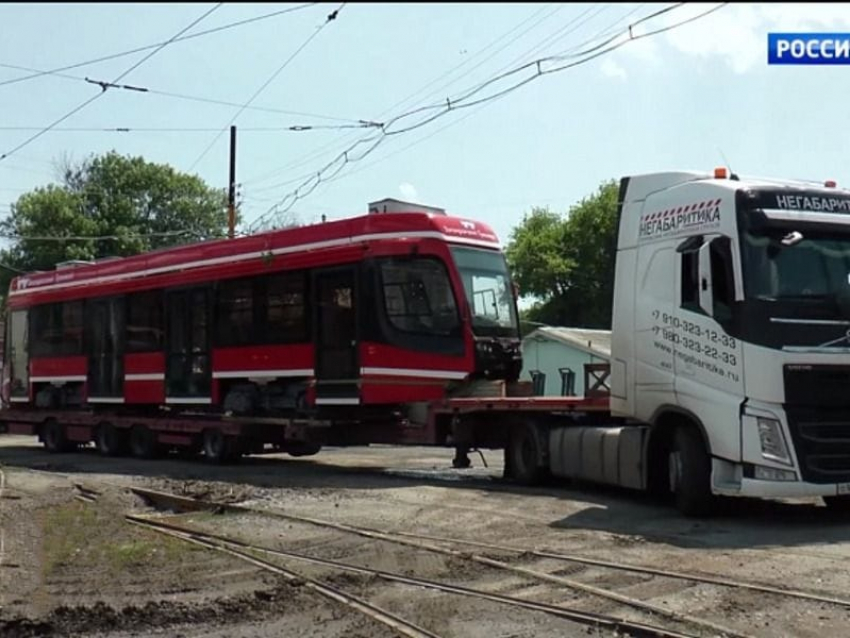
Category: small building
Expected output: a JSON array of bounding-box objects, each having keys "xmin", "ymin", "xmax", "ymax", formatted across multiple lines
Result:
[{"xmin": 520, "ymin": 326, "xmax": 611, "ymax": 397}]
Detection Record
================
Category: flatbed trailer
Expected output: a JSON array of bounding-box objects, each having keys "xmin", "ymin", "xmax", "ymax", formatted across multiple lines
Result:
[{"xmin": 0, "ymin": 375, "xmax": 628, "ymax": 489}]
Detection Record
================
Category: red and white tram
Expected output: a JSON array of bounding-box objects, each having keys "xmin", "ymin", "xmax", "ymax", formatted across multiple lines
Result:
[{"xmin": 3, "ymin": 198, "xmax": 522, "ymax": 421}]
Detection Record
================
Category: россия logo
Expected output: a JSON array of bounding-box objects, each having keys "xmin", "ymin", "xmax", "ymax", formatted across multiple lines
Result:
[{"xmin": 768, "ymin": 33, "xmax": 850, "ymax": 64}]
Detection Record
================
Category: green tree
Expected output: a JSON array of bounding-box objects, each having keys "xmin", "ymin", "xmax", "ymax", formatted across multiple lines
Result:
[
  {"xmin": 506, "ymin": 180, "xmax": 619, "ymax": 329},
  {"xmin": 0, "ymin": 151, "xmax": 230, "ymax": 294}
]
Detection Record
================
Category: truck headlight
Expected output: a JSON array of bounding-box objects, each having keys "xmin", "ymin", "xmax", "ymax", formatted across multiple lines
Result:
[{"xmin": 757, "ymin": 417, "xmax": 792, "ymax": 466}]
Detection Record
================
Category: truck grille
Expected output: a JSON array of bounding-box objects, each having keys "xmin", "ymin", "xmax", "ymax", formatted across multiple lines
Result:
[
  {"xmin": 785, "ymin": 411, "xmax": 850, "ymax": 483},
  {"xmin": 784, "ymin": 364, "xmax": 850, "ymax": 483}
]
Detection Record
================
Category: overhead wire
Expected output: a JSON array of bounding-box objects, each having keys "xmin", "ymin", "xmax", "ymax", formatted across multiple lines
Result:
[
  {"xmin": 0, "ymin": 61, "xmax": 371, "ymax": 124},
  {"xmin": 311, "ymin": 4, "xmax": 650, "ymax": 195},
  {"xmin": 241, "ymin": 3, "xmax": 567, "ymax": 189},
  {"xmin": 0, "ymin": 230, "xmax": 201, "ymax": 242},
  {"xmin": 0, "ymin": 3, "xmax": 319, "ymax": 89},
  {"xmin": 0, "ymin": 124, "xmax": 381, "ymax": 133},
  {"xmin": 187, "ymin": 2, "xmax": 347, "ymax": 173},
  {"xmin": 144, "ymin": 87, "xmax": 366, "ymax": 123},
  {"xmin": 375, "ymin": 3, "xmax": 688, "ymax": 132},
  {"xmin": 248, "ymin": 2, "xmax": 728, "ymax": 231},
  {"xmin": 244, "ymin": 3, "xmax": 691, "ymax": 228},
  {"xmin": 0, "ymin": 3, "xmax": 225, "ymax": 163},
  {"xmin": 241, "ymin": 3, "xmax": 651, "ymax": 202}
]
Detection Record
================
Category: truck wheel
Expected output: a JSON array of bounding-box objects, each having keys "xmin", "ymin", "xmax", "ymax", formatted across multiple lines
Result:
[
  {"xmin": 505, "ymin": 422, "xmax": 548, "ymax": 486},
  {"xmin": 97, "ymin": 423, "xmax": 128, "ymax": 457},
  {"xmin": 670, "ymin": 426, "xmax": 715, "ymax": 517},
  {"xmin": 43, "ymin": 420, "xmax": 72, "ymax": 454},
  {"xmin": 130, "ymin": 425, "xmax": 159, "ymax": 459},
  {"xmin": 203, "ymin": 428, "xmax": 237, "ymax": 464}
]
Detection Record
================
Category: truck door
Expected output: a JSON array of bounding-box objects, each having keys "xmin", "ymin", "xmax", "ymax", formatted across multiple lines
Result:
[
  {"xmin": 673, "ymin": 232, "xmax": 745, "ymax": 469},
  {"xmin": 313, "ymin": 266, "xmax": 360, "ymax": 406}
]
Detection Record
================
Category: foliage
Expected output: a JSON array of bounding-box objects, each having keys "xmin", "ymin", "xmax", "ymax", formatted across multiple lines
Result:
[
  {"xmin": 506, "ymin": 180, "xmax": 619, "ymax": 329},
  {"xmin": 0, "ymin": 151, "xmax": 231, "ymax": 295}
]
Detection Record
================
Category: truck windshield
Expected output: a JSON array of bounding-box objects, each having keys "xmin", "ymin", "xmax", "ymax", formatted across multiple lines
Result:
[
  {"xmin": 741, "ymin": 229, "xmax": 850, "ymax": 302},
  {"xmin": 450, "ymin": 246, "xmax": 519, "ymax": 337}
]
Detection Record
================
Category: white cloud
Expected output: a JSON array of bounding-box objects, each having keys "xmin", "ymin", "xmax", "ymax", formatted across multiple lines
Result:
[
  {"xmin": 601, "ymin": 58, "xmax": 627, "ymax": 80},
  {"xmin": 633, "ymin": 3, "xmax": 850, "ymax": 74},
  {"xmin": 399, "ymin": 182, "xmax": 418, "ymax": 201}
]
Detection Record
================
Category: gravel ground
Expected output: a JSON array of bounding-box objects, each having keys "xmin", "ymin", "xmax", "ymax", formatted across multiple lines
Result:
[{"xmin": 2, "ymin": 435, "xmax": 850, "ymax": 638}]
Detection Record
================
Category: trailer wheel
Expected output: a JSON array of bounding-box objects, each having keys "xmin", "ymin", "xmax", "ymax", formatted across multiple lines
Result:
[
  {"xmin": 505, "ymin": 421, "xmax": 548, "ymax": 486},
  {"xmin": 43, "ymin": 420, "xmax": 72, "ymax": 454},
  {"xmin": 96, "ymin": 423, "xmax": 128, "ymax": 457},
  {"xmin": 669, "ymin": 426, "xmax": 715, "ymax": 517},
  {"xmin": 203, "ymin": 428, "xmax": 236, "ymax": 465},
  {"xmin": 130, "ymin": 425, "xmax": 159, "ymax": 459}
]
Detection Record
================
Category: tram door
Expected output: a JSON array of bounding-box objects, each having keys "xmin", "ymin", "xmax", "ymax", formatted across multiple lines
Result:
[
  {"xmin": 165, "ymin": 287, "xmax": 211, "ymax": 403},
  {"xmin": 313, "ymin": 267, "xmax": 360, "ymax": 405},
  {"xmin": 8, "ymin": 310, "xmax": 29, "ymax": 401},
  {"xmin": 86, "ymin": 297, "xmax": 125, "ymax": 400}
]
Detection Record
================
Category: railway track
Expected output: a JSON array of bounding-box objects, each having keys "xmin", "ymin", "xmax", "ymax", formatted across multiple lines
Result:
[
  {"xmin": 129, "ymin": 514, "xmax": 441, "ymax": 638},
  {"xmin": 130, "ymin": 486, "xmax": 850, "ymax": 611},
  {"xmin": 4, "ymin": 462, "xmax": 838, "ymax": 638},
  {"xmin": 127, "ymin": 487, "xmax": 823, "ymax": 638},
  {"xmin": 127, "ymin": 513, "xmax": 712, "ymax": 638}
]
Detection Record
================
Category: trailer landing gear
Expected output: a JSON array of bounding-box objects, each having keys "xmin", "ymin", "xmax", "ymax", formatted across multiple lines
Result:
[{"xmin": 452, "ymin": 446, "xmax": 471, "ymax": 469}]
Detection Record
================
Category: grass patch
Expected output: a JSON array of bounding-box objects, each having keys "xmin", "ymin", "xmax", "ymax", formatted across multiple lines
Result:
[
  {"xmin": 41, "ymin": 501, "xmax": 200, "ymax": 578},
  {"xmin": 104, "ymin": 536, "xmax": 189, "ymax": 571},
  {"xmin": 42, "ymin": 501, "xmax": 99, "ymax": 574}
]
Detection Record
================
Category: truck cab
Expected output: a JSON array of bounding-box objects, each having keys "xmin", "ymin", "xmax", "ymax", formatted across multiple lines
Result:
[{"xmin": 610, "ymin": 168, "xmax": 850, "ymax": 514}]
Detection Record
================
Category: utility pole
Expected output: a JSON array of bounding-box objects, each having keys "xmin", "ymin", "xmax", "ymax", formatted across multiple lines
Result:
[{"xmin": 228, "ymin": 125, "xmax": 236, "ymax": 239}]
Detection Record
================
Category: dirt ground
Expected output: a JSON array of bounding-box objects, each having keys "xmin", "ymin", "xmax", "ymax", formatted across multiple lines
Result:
[{"xmin": 2, "ymin": 435, "xmax": 850, "ymax": 638}]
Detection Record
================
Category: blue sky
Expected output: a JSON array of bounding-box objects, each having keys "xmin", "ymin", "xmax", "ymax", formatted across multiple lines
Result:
[{"xmin": 2, "ymin": 2, "xmax": 850, "ymax": 249}]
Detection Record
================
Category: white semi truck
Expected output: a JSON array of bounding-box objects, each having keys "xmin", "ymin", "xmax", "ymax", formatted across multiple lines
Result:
[{"xmin": 543, "ymin": 167, "xmax": 850, "ymax": 515}]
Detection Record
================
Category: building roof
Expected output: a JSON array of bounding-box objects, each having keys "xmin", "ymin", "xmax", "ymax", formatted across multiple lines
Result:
[{"xmin": 523, "ymin": 326, "xmax": 611, "ymax": 359}]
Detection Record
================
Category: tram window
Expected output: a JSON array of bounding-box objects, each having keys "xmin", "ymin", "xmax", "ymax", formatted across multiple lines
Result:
[
  {"xmin": 61, "ymin": 301, "xmax": 83, "ymax": 355},
  {"xmin": 379, "ymin": 258, "xmax": 459, "ymax": 336},
  {"xmin": 30, "ymin": 301, "xmax": 84, "ymax": 357},
  {"xmin": 266, "ymin": 272, "xmax": 307, "ymax": 342},
  {"xmin": 217, "ymin": 278, "xmax": 255, "ymax": 346},
  {"xmin": 126, "ymin": 291, "xmax": 163, "ymax": 352}
]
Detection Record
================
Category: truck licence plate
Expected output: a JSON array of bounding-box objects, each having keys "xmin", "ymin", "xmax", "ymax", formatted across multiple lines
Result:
[{"xmin": 839, "ymin": 483, "xmax": 850, "ymax": 495}]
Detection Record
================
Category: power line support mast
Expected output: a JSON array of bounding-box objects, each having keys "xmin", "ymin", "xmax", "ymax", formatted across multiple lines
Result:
[{"xmin": 228, "ymin": 125, "xmax": 237, "ymax": 239}]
